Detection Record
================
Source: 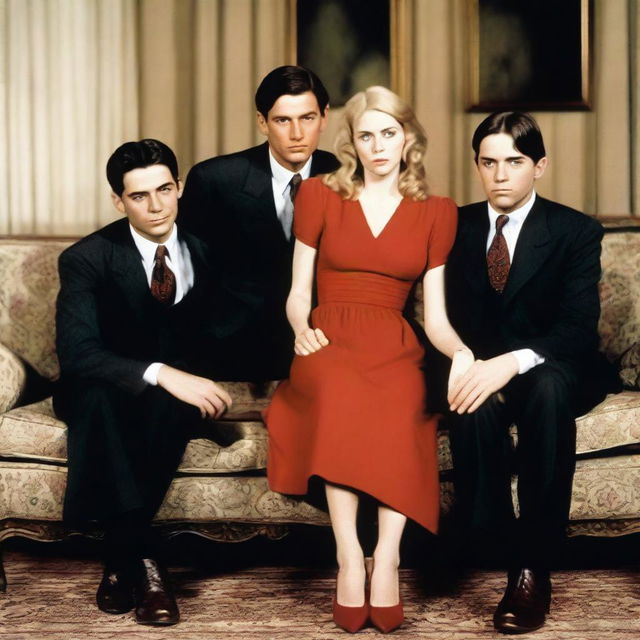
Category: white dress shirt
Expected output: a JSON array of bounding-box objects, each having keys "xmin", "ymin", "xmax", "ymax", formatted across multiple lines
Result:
[
  {"xmin": 269, "ymin": 149, "xmax": 312, "ymax": 239},
  {"xmin": 486, "ymin": 191, "xmax": 545, "ymax": 375},
  {"xmin": 129, "ymin": 223, "xmax": 195, "ymax": 385}
]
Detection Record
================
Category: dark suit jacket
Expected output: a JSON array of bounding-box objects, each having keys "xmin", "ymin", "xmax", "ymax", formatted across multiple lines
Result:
[
  {"xmin": 55, "ymin": 218, "xmax": 212, "ymax": 396},
  {"xmin": 179, "ymin": 142, "xmax": 339, "ymax": 338},
  {"xmin": 178, "ymin": 142, "xmax": 339, "ymax": 379},
  {"xmin": 445, "ymin": 196, "xmax": 617, "ymax": 406}
]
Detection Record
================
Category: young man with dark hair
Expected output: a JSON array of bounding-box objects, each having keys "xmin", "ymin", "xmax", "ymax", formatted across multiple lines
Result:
[
  {"xmin": 179, "ymin": 65, "xmax": 339, "ymax": 381},
  {"xmin": 445, "ymin": 112, "xmax": 619, "ymax": 634},
  {"xmin": 55, "ymin": 139, "xmax": 232, "ymax": 626}
]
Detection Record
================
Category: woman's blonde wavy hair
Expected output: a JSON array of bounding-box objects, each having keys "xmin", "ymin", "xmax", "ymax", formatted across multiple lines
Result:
[{"xmin": 323, "ymin": 86, "xmax": 428, "ymax": 201}]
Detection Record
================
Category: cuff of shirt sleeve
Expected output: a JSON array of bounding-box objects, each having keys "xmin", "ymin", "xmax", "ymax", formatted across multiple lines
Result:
[
  {"xmin": 511, "ymin": 349, "xmax": 546, "ymax": 375},
  {"xmin": 143, "ymin": 362, "xmax": 165, "ymax": 386}
]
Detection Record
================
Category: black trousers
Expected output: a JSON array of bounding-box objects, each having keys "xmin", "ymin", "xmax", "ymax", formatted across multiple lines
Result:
[
  {"xmin": 55, "ymin": 380, "xmax": 200, "ymax": 528},
  {"xmin": 448, "ymin": 361, "xmax": 597, "ymax": 567}
]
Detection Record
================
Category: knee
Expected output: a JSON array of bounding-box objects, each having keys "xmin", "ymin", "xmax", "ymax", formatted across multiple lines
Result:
[
  {"xmin": 524, "ymin": 366, "xmax": 574, "ymax": 409},
  {"xmin": 448, "ymin": 392, "xmax": 508, "ymax": 448},
  {"xmin": 55, "ymin": 380, "xmax": 126, "ymax": 420}
]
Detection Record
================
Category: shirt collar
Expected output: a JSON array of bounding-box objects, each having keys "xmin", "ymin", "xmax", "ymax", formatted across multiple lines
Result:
[
  {"xmin": 487, "ymin": 190, "xmax": 537, "ymax": 228},
  {"xmin": 129, "ymin": 223, "xmax": 179, "ymax": 263},
  {"xmin": 268, "ymin": 148, "xmax": 313, "ymax": 196}
]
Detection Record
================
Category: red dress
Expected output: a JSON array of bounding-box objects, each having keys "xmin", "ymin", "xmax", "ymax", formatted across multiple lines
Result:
[{"xmin": 265, "ymin": 178, "xmax": 457, "ymax": 533}]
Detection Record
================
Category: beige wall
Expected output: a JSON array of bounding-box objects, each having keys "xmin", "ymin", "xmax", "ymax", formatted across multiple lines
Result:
[
  {"xmin": 412, "ymin": 0, "xmax": 633, "ymax": 216},
  {"xmin": 138, "ymin": 0, "xmax": 637, "ymax": 217}
]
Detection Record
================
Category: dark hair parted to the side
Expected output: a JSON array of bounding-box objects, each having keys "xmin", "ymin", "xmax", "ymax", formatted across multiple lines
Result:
[
  {"xmin": 255, "ymin": 65, "xmax": 330, "ymax": 118},
  {"xmin": 472, "ymin": 111, "xmax": 546, "ymax": 164},
  {"xmin": 106, "ymin": 139, "xmax": 179, "ymax": 196}
]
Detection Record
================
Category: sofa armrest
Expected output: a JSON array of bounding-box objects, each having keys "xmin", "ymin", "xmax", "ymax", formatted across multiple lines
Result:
[
  {"xmin": 620, "ymin": 342, "xmax": 640, "ymax": 389},
  {"xmin": 0, "ymin": 343, "xmax": 26, "ymax": 413}
]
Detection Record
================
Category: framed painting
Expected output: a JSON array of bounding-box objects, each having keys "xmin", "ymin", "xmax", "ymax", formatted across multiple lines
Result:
[
  {"xmin": 468, "ymin": 0, "xmax": 592, "ymax": 111},
  {"xmin": 288, "ymin": 0, "xmax": 410, "ymax": 106}
]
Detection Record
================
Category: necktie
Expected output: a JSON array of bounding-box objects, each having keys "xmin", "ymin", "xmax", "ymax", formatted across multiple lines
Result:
[
  {"xmin": 487, "ymin": 214, "xmax": 510, "ymax": 293},
  {"xmin": 289, "ymin": 173, "xmax": 302, "ymax": 202},
  {"xmin": 151, "ymin": 245, "xmax": 176, "ymax": 305},
  {"xmin": 281, "ymin": 173, "xmax": 302, "ymax": 240}
]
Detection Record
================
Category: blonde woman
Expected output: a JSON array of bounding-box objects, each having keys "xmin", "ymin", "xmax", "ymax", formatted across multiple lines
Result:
[{"xmin": 266, "ymin": 87, "xmax": 473, "ymax": 633}]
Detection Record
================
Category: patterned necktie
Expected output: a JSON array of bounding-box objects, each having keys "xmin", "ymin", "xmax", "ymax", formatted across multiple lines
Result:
[
  {"xmin": 282, "ymin": 173, "xmax": 302, "ymax": 240},
  {"xmin": 487, "ymin": 214, "xmax": 510, "ymax": 293},
  {"xmin": 151, "ymin": 245, "xmax": 176, "ymax": 305}
]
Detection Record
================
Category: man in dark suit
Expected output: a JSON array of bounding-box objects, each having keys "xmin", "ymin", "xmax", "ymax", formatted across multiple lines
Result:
[
  {"xmin": 445, "ymin": 112, "xmax": 619, "ymax": 634},
  {"xmin": 54, "ymin": 139, "xmax": 232, "ymax": 626},
  {"xmin": 179, "ymin": 65, "xmax": 339, "ymax": 381}
]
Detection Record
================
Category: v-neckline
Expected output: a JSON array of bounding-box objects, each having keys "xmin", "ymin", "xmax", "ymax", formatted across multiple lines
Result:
[{"xmin": 355, "ymin": 197, "xmax": 405, "ymax": 240}]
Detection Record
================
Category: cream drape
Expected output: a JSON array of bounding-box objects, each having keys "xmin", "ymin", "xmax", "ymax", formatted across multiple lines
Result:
[
  {"xmin": 138, "ymin": 0, "xmax": 289, "ymax": 174},
  {"xmin": 1, "ymin": 0, "xmax": 638, "ymax": 236},
  {"xmin": 0, "ymin": 0, "xmax": 139, "ymax": 235}
]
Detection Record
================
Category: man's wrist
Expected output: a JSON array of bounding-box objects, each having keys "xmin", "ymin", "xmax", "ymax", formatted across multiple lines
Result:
[
  {"xmin": 143, "ymin": 362, "xmax": 165, "ymax": 386},
  {"xmin": 510, "ymin": 349, "xmax": 545, "ymax": 375}
]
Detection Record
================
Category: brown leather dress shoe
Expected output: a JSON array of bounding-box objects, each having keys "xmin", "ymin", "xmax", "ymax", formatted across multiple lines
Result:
[
  {"xmin": 134, "ymin": 558, "xmax": 180, "ymax": 626},
  {"xmin": 493, "ymin": 568, "xmax": 551, "ymax": 634},
  {"xmin": 96, "ymin": 565, "xmax": 134, "ymax": 614}
]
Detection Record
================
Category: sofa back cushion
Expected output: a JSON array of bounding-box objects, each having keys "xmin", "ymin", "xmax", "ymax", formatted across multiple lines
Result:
[
  {"xmin": 0, "ymin": 224, "xmax": 638, "ymax": 381},
  {"xmin": 598, "ymin": 227, "xmax": 640, "ymax": 360},
  {"xmin": 0, "ymin": 238, "xmax": 72, "ymax": 379}
]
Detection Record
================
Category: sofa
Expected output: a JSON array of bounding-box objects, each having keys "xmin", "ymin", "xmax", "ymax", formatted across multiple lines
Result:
[{"xmin": 1, "ymin": 221, "xmax": 639, "ymax": 591}]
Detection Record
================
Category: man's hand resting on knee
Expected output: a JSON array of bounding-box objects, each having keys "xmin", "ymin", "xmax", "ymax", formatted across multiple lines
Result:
[
  {"xmin": 157, "ymin": 365, "xmax": 233, "ymax": 419},
  {"xmin": 448, "ymin": 353, "xmax": 519, "ymax": 414}
]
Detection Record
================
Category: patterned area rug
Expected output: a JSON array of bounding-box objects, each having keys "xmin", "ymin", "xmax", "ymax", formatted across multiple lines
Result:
[{"xmin": 2, "ymin": 539, "xmax": 640, "ymax": 639}]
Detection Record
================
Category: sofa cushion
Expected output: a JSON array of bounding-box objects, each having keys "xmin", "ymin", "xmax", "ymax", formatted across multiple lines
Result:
[
  {"xmin": 4, "ymin": 391, "xmax": 640, "ymax": 472},
  {"xmin": 0, "ymin": 398, "xmax": 269, "ymax": 473},
  {"xmin": 436, "ymin": 391, "xmax": 640, "ymax": 472},
  {"xmin": 569, "ymin": 454, "xmax": 640, "ymax": 521},
  {"xmin": 574, "ymin": 391, "xmax": 640, "ymax": 454},
  {"xmin": 0, "ymin": 399, "xmax": 66, "ymax": 463},
  {"xmin": 217, "ymin": 381, "xmax": 279, "ymax": 420},
  {"xmin": 508, "ymin": 454, "xmax": 640, "ymax": 525}
]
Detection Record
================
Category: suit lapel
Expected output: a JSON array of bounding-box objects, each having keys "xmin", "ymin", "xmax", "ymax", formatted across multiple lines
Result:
[
  {"xmin": 458, "ymin": 203, "xmax": 491, "ymax": 294},
  {"xmin": 182, "ymin": 229, "xmax": 210, "ymax": 286},
  {"xmin": 502, "ymin": 196, "xmax": 553, "ymax": 306},
  {"xmin": 242, "ymin": 143, "xmax": 275, "ymax": 203},
  {"xmin": 241, "ymin": 143, "xmax": 287, "ymax": 245},
  {"xmin": 110, "ymin": 222, "xmax": 154, "ymax": 313}
]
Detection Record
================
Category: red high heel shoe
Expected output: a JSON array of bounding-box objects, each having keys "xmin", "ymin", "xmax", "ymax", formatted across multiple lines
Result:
[
  {"xmin": 332, "ymin": 597, "xmax": 369, "ymax": 633},
  {"xmin": 332, "ymin": 563, "xmax": 370, "ymax": 633},
  {"xmin": 369, "ymin": 600, "xmax": 404, "ymax": 633},
  {"xmin": 369, "ymin": 559, "xmax": 404, "ymax": 633}
]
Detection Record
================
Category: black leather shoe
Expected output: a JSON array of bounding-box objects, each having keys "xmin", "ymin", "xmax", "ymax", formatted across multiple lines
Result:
[
  {"xmin": 134, "ymin": 558, "xmax": 180, "ymax": 626},
  {"xmin": 96, "ymin": 565, "xmax": 134, "ymax": 614},
  {"xmin": 493, "ymin": 568, "xmax": 551, "ymax": 634}
]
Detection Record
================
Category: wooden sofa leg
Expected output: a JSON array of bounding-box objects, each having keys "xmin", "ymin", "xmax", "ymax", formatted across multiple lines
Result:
[{"xmin": 0, "ymin": 545, "xmax": 6, "ymax": 591}]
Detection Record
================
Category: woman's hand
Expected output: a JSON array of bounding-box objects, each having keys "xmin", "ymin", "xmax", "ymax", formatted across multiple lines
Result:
[
  {"xmin": 294, "ymin": 327, "xmax": 329, "ymax": 356},
  {"xmin": 447, "ymin": 348, "xmax": 475, "ymax": 394}
]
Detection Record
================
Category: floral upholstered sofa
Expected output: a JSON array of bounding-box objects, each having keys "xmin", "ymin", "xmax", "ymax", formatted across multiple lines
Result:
[{"xmin": 1, "ymin": 221, "xmax": 639, "ymax": 590}]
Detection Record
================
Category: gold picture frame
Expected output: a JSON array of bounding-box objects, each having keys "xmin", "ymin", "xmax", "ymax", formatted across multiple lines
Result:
[
  {"xmin": 287, "ymin": 0, "xmax": 411, "ymax": 106},
  {"xmin": 467, "ymin": 0, "xmax": 592, "ymax": 111}
]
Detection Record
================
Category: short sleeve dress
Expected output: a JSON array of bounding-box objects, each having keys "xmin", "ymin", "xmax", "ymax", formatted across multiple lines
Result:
[{"xmin": 265, "ymin": 177, "xmax": 457, "ymax": 533}]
